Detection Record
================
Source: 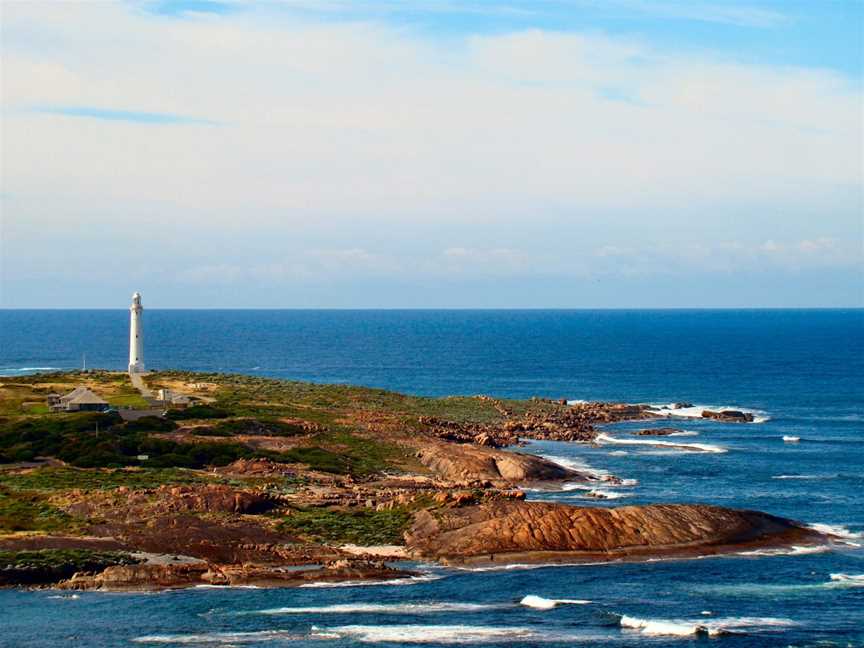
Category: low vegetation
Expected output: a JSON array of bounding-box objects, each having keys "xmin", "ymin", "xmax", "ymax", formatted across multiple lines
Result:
[
  {"xmin": 0, "ymin": 548, "xmax": 139, "ymax": 571},
  {"xmin": 191, "ymin": 418, "xmax": 310, "ymax": 437},
  {"xmin": 277, "ymin": 507, "xmax": 412, "ymax": 546},
  {"xmin": 0, "ymin": 549, "xmax": 141, "ymax": 585},
  {"xmin": 0, "ymin": 487, "xmax": 79, "ymax": 533},
  {"xmin": 0, "ymin": 467, "xmax": 212, "ymax": 492}
]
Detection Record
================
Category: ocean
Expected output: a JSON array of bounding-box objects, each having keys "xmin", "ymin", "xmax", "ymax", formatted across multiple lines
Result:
[{"xmin": 1, "ymin": 309, "xmax": 862, "ymax": 646}]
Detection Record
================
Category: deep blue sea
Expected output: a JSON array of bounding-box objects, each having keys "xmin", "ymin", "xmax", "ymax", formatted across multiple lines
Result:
[{"xmin": 1, "ymin": 309, "xmax": 862, "ymax": 647}]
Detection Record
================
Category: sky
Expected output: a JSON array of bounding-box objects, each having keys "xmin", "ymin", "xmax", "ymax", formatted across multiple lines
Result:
[{"xmin": 1, "ymin": 0, "xmax": 862, "ymax": 308}]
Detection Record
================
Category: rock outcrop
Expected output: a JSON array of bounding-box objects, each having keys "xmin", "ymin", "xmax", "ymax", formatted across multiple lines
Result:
[
  {"xmin": 406, "ymin": 502, "xmax": 823, "ymax": 564},
  {"xmin": 58, "ymin": 562, "xmax": 210, "ymax": 591},
  {"xmin": 701, "ymin": 409, "xmax": 755, "ymax": 423},
  {"xmin": 57, "ymin": 559, "xmax": 415, "ymax": 591},
  {"xmin": 632, "ymin": 428, "xmax": 685, "ymax": 436},
  {"xmin": 414, "ymin": 440, "xmax": 585, "ymax": 484}
]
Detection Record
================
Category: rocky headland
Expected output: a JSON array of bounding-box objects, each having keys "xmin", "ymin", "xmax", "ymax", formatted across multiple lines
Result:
[{"xmin": 0, "ymin": 370, "xmax": 829, "ymax": 590}]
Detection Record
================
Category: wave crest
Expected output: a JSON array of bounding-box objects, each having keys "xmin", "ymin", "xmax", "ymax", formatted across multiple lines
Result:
[
  {"xmin": 520, "ymin": 594, "xmax": 590, "ymax": 609},
  {"xmin": 620, "ymin": 614, "xmax": 797, "ymax": 637}
]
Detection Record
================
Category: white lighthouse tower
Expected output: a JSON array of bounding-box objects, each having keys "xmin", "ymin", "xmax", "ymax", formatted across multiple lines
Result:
[{"xmin": 128, "ymin": 292, "xmax": 145, "ymax": 374}]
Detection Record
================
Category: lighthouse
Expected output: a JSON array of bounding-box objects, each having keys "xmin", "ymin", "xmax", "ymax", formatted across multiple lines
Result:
[{"xmin": 128, "ymin": 292, "xmax": 145, "ymax": 374}]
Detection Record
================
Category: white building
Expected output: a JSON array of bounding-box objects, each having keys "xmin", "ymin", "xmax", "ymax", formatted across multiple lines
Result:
[{"xmin": 129, "ymin": 292, "xmax": 145, "ymax": 374}]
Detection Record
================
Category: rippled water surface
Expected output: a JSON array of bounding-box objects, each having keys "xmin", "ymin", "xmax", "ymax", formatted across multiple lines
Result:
[{"xmin": 1, "ymin": 309, "xmax": 862, "ymax": 646}]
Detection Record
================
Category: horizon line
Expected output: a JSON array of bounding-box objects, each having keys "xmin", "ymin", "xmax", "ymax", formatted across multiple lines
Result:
[{"xmin": 1, "ymin": 307, "xmax": 862, "ymax": 312}]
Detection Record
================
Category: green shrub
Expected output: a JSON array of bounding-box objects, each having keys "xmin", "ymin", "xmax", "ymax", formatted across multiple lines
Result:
[
  {"xmin": 121, "ymin": 416, "xmax": 177, "ymax": 433},
  {"xmin": 281, "ymin": 447, "xmax": 353, "ymax": 474},
  {"xmin": 0, "ymin": 549, "xmax": 141, "ymax": 585},
  {"xmin": 0, "ymin": 467, "xmax": 210, "ymax": 491},
  {"xmin": 194, "ymin": 419, "xmax": 310, "ymax": 437},
  {"xmin": 167, "ymin": 405, "xmax": 229, "ymax": 420},
  {"xmin": 0, "ymin": 488, "xmax": 78, "ymax": 532},
  {"xmin": 278, "ymin": 507, "xmax": 412, "ymax": 545}
]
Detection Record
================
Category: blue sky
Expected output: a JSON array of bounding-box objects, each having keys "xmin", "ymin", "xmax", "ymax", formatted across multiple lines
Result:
[{"xmin": 1, "ymin": 0, "xmax": 861, "ymax": 307}]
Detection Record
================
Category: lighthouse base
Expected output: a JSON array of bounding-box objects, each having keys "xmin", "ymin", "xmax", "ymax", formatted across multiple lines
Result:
[{"xmin": 129, "ymin": 362, "xmax": 145, "ymax": 374}]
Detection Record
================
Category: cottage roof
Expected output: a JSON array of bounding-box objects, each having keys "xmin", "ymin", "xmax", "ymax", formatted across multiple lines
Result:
[
  {"xmin": 66, "ymin": 389, "xmax": 108, "ymax": 406},
  {"xmin": 60, "ymin": 386, "xmax": 90, "ymax": 402}
]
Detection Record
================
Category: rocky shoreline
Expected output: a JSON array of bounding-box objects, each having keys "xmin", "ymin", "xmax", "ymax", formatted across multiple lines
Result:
[{"xmin": 0, "ymin": 370, "xmax": 828, "ymax": 591}]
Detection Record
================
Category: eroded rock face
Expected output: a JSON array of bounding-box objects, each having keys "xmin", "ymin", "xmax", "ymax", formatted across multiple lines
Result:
[
  {"xmin": 56, "ymin": 560, "xmax": 416, "ymax": 590},
  {"xmin": 58, "ymin": 562, "xmax": 210, "ymax": 591},
  {"xmin": 159, "ymin": 484, "xmax": 277, "ymax": 515},
  {"xmin": 406, "ymin": 502, "xmax": 822, "ymax": 563},
  {"xmin": 414, "ymin": 441, "xmax": 584, "ymax": 484}
]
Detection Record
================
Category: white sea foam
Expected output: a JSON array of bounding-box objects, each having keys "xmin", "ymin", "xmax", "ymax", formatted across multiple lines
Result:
[
  {"xmin": 829, "ymin": 573, "xmax": 864, "ymax": 587},
  {"xmin": 46, "ymin": 594, "xmax": 80, "ymax": 600},
  {"xmin": 134, "ymin": 630, "xmax": 302, "ymax": 643},
  {"xmin": 456, "ymin": 560, "xmax": 619, "ymax": 572},
  {"xmin": 648, "ymin": 403, "xmax": 770, "ymax": 423},
  {"xmin": 299, "ymin": 574, "xmax": 443, "ymax": 588},
  {"xmin": 519, "ymin": 594, "xmax": 590, "ymax": 609},
  {"xmin": 322, "ymin": 624, "xmax": 585, "ymax": 643},
  {"xmin": 608, "ymin": 450, "xmax": 629, "ymax": 456},
  {"xmin": 580, "ymin": 488, "xmax": 629, "ymax": 500},
  {"xmin": 782, "ymin": 435, "xmax": 801, "ymax": 443},
  {"xmin": 666, "ymin": 431, "xmax": 699, "ymax": 437},
  {"xmin": 248, "ymin": 602, "xmax": 498, "ymax": 615},
  {"xmin": 620, "ymin": 614, "xmax": 797, "ymax": 637},
  {"xmin": 807, "ymin": 523, "xmax": 863, "ymax": 545},
  {"xmin": 191, "ymin": 584, "xmax": 261, "ymax": 590},
  {"xmin": 595, "ymin": 433, "xmax": 727, "ymax": 454},
  {"xmin": 807, "ymin": 522, "xmax": 864, "ymax": 539},
  {"xmin": 772, "ymin": 474, "xmax": 831, "ymax": 480},
  {"xmin": 537, "ymin": 454, "xmax": 628, "ymax": 487},
  {"xmin": 737, "ymin": 545, "xmax": 830, "ymax": 557},
  {"xmin": 540, "ymin": 454, "xmax": 607, "ymax": 478}
]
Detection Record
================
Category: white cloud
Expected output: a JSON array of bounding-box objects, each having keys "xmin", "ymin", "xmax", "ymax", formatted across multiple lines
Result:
[
  {"xmin": 1, "ymin": 2, "xmax": 859, "ymax": 231},
  {"xmin": 0, "ymin": 3, "xmax": 860, "ymax": 307}
]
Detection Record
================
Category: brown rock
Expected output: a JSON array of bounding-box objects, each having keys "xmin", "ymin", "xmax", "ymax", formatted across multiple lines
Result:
[
  {"xmin": 415, "ymin": 440, "xmax": 585, "ymax": 484},
  {"xmin": 702, "ymin": 409, "xmax": 755, "ymax": 423},
  {"xmin": 58, "ymin": 562, "xmax": 210, "ymax": 591},
  {"xmin": 632, "ymin": 428, "xmax": 685, "ymax": 436},
  {"xmin": 406, "ymin": 501, "xmax": 824, "ymax": 564}
]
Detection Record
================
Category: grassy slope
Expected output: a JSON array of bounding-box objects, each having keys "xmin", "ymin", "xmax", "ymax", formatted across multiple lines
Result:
[{"xmin": 0, "ymin": 370, "xmax": 565, "ymax": 543}]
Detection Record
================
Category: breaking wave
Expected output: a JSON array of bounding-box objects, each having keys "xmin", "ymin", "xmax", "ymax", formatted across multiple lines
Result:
[
  {"xmin": 648, "ymin": 403, "xmax": 770, "ymax": 423},
  {"xmin": 619, "ymin": 614, "xmax": 797, "ymax": 637},
  {"xmin": 806, "ymin": 523, "xmax": 863, "ymax": 546},
  {"xmin": 520, "ymin": 594, "xmax": 591, "ymax": 609},
  {"xmin": 245, "ymin": 602, "xmax": 499, "ymax": 615},
  {"xmin": 299, "ymin": 574, "xmax": 443, "ymax": 588},
  {"xmin": 736, "ymin": 545, "xmax": 830, "ymax": 557},
  {"xmin": 539, "ymin": 454, "xmax": 613, "ymax": 481},
  {"xmin": 321, "ymin": 624, "xmax": 586, "ymax": 643},
  {"xmin": 559, "ymin": 484, "xmax": 630, "ymax": 500},
  {"xmin": 134, "ymin": 630, "xmax": 303, "ymax": 644},
  {"xmin": 595, "ymin": 433, "xmax": 727, "ymax": 454},
  {"xmin": 829, "ymin": 573, "xmax": 864, "ymax": 587}
]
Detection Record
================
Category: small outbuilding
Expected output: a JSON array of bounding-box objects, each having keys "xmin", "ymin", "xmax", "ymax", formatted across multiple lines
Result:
[
  {"xmin": 64, "ymin": 388, "xmax": 110, "ymax": 412},
  {"xmin": 52, "ymin": 386, "xmax": 110, "ymax": 412}
]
